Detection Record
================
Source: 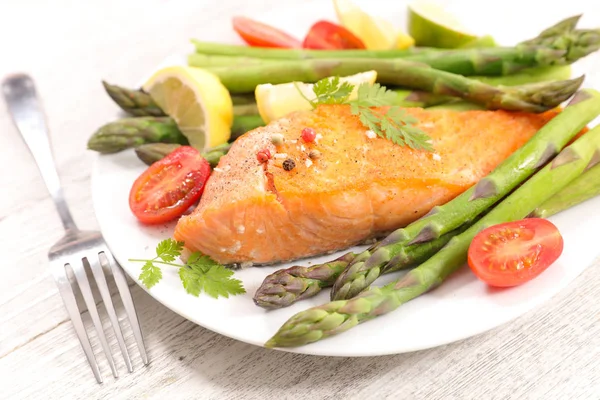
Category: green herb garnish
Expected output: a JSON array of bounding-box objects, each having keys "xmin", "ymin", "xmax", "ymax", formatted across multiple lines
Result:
[
  {"xmin": 298, "ymin": 77, "xmax": 433, "ymax": 152},
  {"xmin": 130, "ymin": 239, "xmax": 246, "ymax": 298}
]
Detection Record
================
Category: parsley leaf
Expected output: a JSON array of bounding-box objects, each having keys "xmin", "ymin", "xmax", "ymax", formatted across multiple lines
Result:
[
  {"xmin": 139, "ymin": 260, "xmax": 162, "ymax": 289},
  {"xmin": 155, "ymin": 239, "xmax": 184, "ymax": 262},
  {"xmin": 312, "ymin": 76, "xmax": 354, "ymax": 105},
  {"xmin": 351, "ymin": 82, "xmax": 398, "ymax": 107},
  {"xmin": 179, "ymin": 253, "xmax": 245, "ymax": 298},
  {"xmin": 130, "ymin": 239, "xmax": 245, "ymax": 299},
  {"xmin": 303, "ymin": 78, "xmax": 434, "ymax": 152}
]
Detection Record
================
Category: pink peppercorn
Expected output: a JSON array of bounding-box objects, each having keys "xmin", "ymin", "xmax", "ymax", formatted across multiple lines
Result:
[
  {"xmin": 301, "ymin": 127, "xmax": 316, "ymax": 142},
  {"xmin": 257, "ymin": 148, "xmax": 271, "ymax": 163}
]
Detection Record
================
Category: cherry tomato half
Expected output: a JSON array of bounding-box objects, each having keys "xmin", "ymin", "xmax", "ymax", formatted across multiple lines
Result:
[
  {"xmin": 468, "ymin": 218, "xmax": 564, "ymax": 287},
  {"xmin": 302, "ymin": 20, "xmax": 366, "ymax": 50},
  {"xmin": 129, "ymin": 146, "xmax": 211, "ymax": 224},
  {"xmin": 232, "ymin": 16, "xmax": 301, "ymax": 48}
]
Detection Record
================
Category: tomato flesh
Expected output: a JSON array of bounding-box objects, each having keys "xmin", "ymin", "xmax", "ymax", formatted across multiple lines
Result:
[
  {"xmin": 468, "ymin": 218, "xmax": 564, "ymax": 287},
  {"xmin": 129, "ymin": 146, "xmax": 211, "ymax": 224},
  {"xmin": 303, "ymin": 21, "xmax": 366, "ymax": 49},
  {"xmin": 232, "ymin": 17, "xmax": 301, "ymax": 48}
]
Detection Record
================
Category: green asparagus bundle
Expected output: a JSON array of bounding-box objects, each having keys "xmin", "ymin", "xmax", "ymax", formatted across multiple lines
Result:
[
  {"xmin": 531, "ymin": 163, "xmax": 600, "ymax": 218},
  {"xmin": 192, "ymin": 16, "xmax": 599, "ymax": 76},
  {"xmin": 266, "ymin": 123, "xmax": 600, "ymax": 348},
  {"xmin": 330, "ymin": 89, "xmax": 600, "ymax": 301},
  {"xmin": 88, "ymin": 117, "xmax": 187, "ymax": 153},
  {"xmin": 254, "ymin": 225, "xmax": 468, "ymax": 309}
]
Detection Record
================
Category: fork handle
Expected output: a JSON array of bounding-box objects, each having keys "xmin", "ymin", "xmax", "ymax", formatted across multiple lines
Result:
[{"xmin": 2, "ymin": 74, "xmax": 77, "ymax": 232}]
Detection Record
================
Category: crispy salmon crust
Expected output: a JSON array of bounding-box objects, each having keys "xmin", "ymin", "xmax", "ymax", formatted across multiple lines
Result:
[{"xmin": 174, "ymin": 105, "xmax": 558, "ymax": 265}]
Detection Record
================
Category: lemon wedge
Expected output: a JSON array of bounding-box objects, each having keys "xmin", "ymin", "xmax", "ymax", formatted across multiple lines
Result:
[
  {"xmin": 333, "ymin": 0, "xmax": 412, "ymax": 50},
  {"xmin": 255, "ymin": 71, "xmax": 377, "ymax": 123},
  {"xmin": 408, "ymin": 1, "xmax": 477, "ymax": 48},
  {"xmin": 142, "ymin": 66, "xmax": 233, "ymax": 150}
]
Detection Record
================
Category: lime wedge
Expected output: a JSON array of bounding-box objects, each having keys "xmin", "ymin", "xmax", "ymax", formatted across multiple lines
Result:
[{"xmin": 408, "ymin": 1, "xmax": 478, "ymax": 48}]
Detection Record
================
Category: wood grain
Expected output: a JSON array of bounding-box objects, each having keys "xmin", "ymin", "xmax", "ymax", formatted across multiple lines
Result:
[{"xmin": 1, "ymin": 1, "xmax": 600, "ymax": 399}]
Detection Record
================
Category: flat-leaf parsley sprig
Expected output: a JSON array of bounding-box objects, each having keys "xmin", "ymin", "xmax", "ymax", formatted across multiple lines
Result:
[
  {"xmin": 298, "ymin": 76, "xmax": 433, "ymax": 152},
  {"xmin": 129, "ymin": 239, "xmax": 245, "ymax": 299}
]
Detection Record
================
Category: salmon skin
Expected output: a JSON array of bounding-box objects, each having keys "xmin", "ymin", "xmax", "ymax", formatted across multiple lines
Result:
[{"xmin": 174, "ymin": 105, "xmax": 558, "ymax": 265}]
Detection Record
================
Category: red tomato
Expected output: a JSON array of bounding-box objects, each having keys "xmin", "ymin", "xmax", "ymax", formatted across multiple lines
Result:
[
  {"xmin": 302, "ymin": 21, "xmax": 366, "ymax": 50},
  {"xmin": 232, "ymin": 17, "xmax": 301, "ymax": 48},
  {"xmin": 129, "ymin": 146, "xmax": 211, "ymax": 225},
  {"xmin": 468, "ymin": 218, "xmax": 564, "ymax": 287}
]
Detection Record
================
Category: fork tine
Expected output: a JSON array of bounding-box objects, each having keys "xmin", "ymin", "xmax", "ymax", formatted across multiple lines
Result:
[
  {"xmin": 51, "ymin": 262, "xmax": 103, "ymax": 383},
  {"xmin": 102, "ymin": 252, "xmax": 149, "ymax": 365},
  {"xmin": 72, "ymin": 258, "xmax": 119, "ymax": 378},
  {"xmin": 89, "ymin": 255, "xmax": 134, "ymax": 373}
]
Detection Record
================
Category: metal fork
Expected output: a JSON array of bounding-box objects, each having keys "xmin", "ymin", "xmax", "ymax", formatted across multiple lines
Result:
[{"xmin": 2, "ymin": 73, "xmax": 149, "ymax": 383}]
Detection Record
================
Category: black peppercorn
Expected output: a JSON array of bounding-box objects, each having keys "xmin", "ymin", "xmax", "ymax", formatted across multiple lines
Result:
[{"xmin": 282, "ymin": 158, "xmax": 296, "ymax": 171}]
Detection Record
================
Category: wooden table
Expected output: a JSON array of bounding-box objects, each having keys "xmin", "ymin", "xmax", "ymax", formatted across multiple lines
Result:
[{"xmin": 1, "ymin": 1, "xmax": 599, "ymax": 398}]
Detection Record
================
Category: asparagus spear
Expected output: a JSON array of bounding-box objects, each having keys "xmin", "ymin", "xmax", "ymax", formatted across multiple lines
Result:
[
  {"xmin": 531, "ymin": 163, "xmax": 600, "ymax": 218},
  {"xmin": 135, "ymin": 142, "xmax": 233, "ymax": 167},
  {"xmin": 209, "ymin": 61, "xmax": 584, "ymax": 112},
  {"xmin": 88, "ymin": 117, "xmax": 187, "ymax": 153},
  {"xmin": 266, "ymin": 123, "xmax": 600, "ymax": 348},
  {"xmin": 253, "ymin": 253, "xmax": 359, "ymax": 309},
  {"xmin": 428, "ymin": 64, "xmax": 574, "ymax": 112},
  {"xmin": 102, "ymin": 81, "xmax": 165, "ymax": 117},
  {"xmin": 191, "ymin": 40, "xmax": 426, "ymax": 59},
  {"xmin": 188, "ymin": 53, "xmax": 281, "ymax": 68},
  {"xmin": 391, "ymin": 65, "xmax": 572, "ymax": 109},
  {"xmin": 232, "ymin": 103, "xmax": 260, "ymax": 117},
  {"xmin": 202, "ymin": 143, "xmax": 233, "ymax": 168},
  {"xmin": 330, "ymin": 89, "xmax": 600, "ymax": 301},
  {"xmin": 89, "ymin": 114, "xmax": 264, "ymax": 154},
  {"xmin": 231, "ymin": 114, "xmax": 264, "ymax": 138},
  {"xmin": 135, "ymin": 143, "xmax": 181, "ymax": 165},
  {"xmin": 104, "ymin": 81, "xmax": 258, "ymax": 115}
]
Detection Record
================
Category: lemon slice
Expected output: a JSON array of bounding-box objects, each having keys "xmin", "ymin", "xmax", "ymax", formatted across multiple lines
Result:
[
  {"xmin": 333, "ymin": 0, "xmax": 411, "ymax": 50},
  {"xmin": 142, "ymin": 66, "xmax": 233, "ymax": 150},
  {"xmin": 408, "ymin": 1, "xmax": 477, "ymax": 48},
  {"xmin": 255, "ymin": 71, "xmax": 377, "ymax": 123},
  {"xmin": 396, "ymin": 31, "xmax": 416, "ymax": 50}
]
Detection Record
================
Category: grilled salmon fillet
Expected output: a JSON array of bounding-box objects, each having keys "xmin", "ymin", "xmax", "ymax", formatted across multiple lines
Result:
[{"xmin": 174, "ymin": 105, "xmax": 558, "ymax": 265}]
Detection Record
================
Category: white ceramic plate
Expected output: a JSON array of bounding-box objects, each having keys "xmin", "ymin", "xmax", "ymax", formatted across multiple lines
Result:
[{"xmin": 92, "ymin": 0, "xmax": 600, "ymax": 356}]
